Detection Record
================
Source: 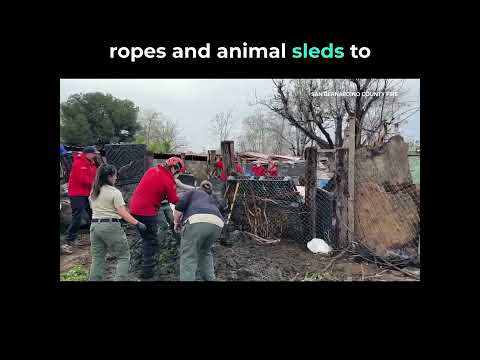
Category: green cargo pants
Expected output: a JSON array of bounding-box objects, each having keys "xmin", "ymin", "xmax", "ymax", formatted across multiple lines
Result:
[
  {"xmin": 89, "ymin": 221, "xmax": 131, "ymax": 281},
  {"xmin": 179, "ymin": 222, "xmax": 222, "ymax": 281}
]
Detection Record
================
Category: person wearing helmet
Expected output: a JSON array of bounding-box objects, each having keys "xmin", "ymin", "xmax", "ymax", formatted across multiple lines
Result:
[
  {"xmin": 267, "ymin": 160, "xmax": 279, "ymax": 177},
  {"xmin": 216, "ymin": 155, "xmax": 244, "ymax": 182},
  {"xmin": 129, "ymin": 156, "xmax": 184, "ymax": 279},
  {"xmin": 251, "ymin": 160, "xmax": 266, "ymax": 177},
  {"xmin": 214, "ymin": 156, "xmax": 223, "ymax": 178}
]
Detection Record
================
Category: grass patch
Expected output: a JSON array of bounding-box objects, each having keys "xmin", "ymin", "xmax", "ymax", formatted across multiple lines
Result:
[
  {"xmin": 60, "ymin": 265, "xmax": 88, "ymax": 281},
  {"xmin": 303, "ymin": 271, "xmax": 341, "ymax": 281}
]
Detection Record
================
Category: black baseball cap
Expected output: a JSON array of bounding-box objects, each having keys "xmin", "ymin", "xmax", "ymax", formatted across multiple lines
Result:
[{"xmin": 82, "ymin": 146, "xmax": 100, "ymax": 154}]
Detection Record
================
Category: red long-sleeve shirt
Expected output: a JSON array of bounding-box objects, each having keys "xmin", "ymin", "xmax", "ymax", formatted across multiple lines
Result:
[
  {"xmin": 268, "ymin": 166, "xmax": 279, "ymax": 176},
  {"xmin": 129, "ymin": 165, "xmax": 179, "ymax": 216},
  {"xmin": 251, "ymin": 164, "xmax": 266, "ymax": 177},
  {"xmin": 67, "ymin": 152, "xmax": 97, "ymax": 197},
  {"xmin": 216, "ymin": 159, "xmax": 243, "ymax": 181}
]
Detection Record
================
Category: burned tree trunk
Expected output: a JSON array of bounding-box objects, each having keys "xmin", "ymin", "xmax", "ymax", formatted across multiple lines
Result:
[
  {"xmin": 334, "ymin": 148, "xmax": 349, "ymax": 248},
  {"xmin": 221, "ymin": 141, "xmax": 235, "ymax": 177},
  {"xmin": 305, "ymin": 147, "xmax": 317, "ymax": 240},
  {"xmin": 208, "ymin": 149, "xmax": 216, "ymax": 175}
]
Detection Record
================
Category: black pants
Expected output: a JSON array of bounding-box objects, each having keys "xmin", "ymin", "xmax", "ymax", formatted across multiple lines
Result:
[
  {"xmin": 66, "ymin": 196, "xmax": 92, "ymax": 242},
  {"xmin": 133, "ymin": 214, "xmax": 159, "ymax": 277}
]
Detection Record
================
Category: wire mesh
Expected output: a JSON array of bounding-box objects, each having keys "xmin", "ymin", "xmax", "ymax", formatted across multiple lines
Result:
[
  {"xmin": 350, "ymin": 144, "xmax": 420, "ymax": 266},
  {"xmin": 224, "ymin": 176, "xmax": 333, "ymax": 244},
  {"xmin": 104, "ymin": 144, "xmax": 147, "ymax": 186}
]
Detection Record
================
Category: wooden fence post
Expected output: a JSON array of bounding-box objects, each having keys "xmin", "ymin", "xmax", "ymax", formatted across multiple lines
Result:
[
  {"xmin": 208, "ymin": 150, "xmax": 216, "ymax": 175},
  {"xmin": 221, "ymin": 141, "xmax": 234, "ymax": 177},
  {"xmin": 305, "ymin": 146, "xmax": 318, "ymax": 239}
]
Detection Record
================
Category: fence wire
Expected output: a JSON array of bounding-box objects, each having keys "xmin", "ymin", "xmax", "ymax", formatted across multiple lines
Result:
[
  {"xmin": 223, "ymin": 176, "xmax": 333, "ymax": 244},
  {"xmin": 353, "ymin": 158, "xmax": 420, "ymax": 266}
]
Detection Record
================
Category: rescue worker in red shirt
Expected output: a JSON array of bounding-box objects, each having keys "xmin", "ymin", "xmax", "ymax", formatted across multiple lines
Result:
[
  {"xmin": 214, "ymin": 157, "xmax": 223, "ymax": 178},
  {"xmin": 233, "ymin": 155, "xmax": 244, "ymax": 176},
  {"xmin": 65, "ymin": 146, "xmax": 100, "ymax": 244},
  {"xmin": 216, "ymin": 156, "xmax": 244, "ymax": 181},
  {"xmin": 251, "ymin": 160, "xmax": 266, "ymax": 177},
  {"xmin": 267, "ymin": 160, "xmax": 279, "ymax": 177},
  {"xmin": 129, "ymin": 156, "xmax": 184, "ymax": 279}
]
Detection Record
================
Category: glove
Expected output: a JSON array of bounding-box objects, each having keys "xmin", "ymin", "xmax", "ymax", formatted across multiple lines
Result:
[
  {"xmin": 136, "ymin": 221, "xmax": 147, "ymax": 232},
  {"xmin": 174, "ymin": 223, "xmax": 182, "ymax": 233}
]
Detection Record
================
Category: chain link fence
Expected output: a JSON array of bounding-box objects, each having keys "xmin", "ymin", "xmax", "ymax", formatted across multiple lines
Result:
[
  {"xmin": 352, "ymin": 148, "xmax": 420, "ymax": 266},
  {"xmin": 222, "ymin": 176, "xmax": 333, "ymax": 244}
]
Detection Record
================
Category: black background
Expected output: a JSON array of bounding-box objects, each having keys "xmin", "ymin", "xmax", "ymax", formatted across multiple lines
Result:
[{"xmin": 16, "ymin": 25, "xmax": 444, "ymax": 323}]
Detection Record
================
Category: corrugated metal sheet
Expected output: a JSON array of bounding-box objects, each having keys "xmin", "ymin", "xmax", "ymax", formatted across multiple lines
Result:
[{"xmin": 408, "ymin": 156, "xmax": 420, "ymax": 184}]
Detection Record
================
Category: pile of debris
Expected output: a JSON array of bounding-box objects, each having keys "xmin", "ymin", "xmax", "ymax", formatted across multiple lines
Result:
[{"xmin": 224, "ymin": 178, "xmax": 316, "ymax": 244}]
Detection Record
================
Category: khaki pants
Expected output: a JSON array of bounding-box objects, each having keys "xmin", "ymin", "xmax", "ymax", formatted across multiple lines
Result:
[
  {"xmin": 180, "ymin": 222, "xmax": 222, "ymax": 281},
  {"xmin": 89, "ymin": 221, "xmax": 130, "ymax": 281}
]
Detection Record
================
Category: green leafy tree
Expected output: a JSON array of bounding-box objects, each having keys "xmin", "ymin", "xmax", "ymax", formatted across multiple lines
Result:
[
  {"xmin": 135, "ymin": 110, "xmax": 186, "ymax": 153},
  {"xmin": 60, "ymin": 92, "xmax": 140, "ymax": 145}
]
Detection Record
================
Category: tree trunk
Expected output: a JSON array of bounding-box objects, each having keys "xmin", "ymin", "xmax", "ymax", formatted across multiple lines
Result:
[
  {"xmin": 334, "ymin": 148, "xmax": 349, "ymax": 248},
  {"xmin": 305, "ymin": 147, "xmax": 318, "ymax": 240},
  {"xmin": 221, "ymin": 141, "xmax": 234, "ymax": 177},
  {"xmin": 335, "ymin": 115, "xmax": 343, "ymax": 148},
  {"xmin": 208, "ymin": 150, "xmax": 216, "ymax": 175}
]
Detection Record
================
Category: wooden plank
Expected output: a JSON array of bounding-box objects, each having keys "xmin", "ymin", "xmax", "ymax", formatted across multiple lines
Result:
[
  {"xmin": 316, "ymin": 149, "xmax": 338, "ymax": 153},
  {"xmin": 305, "ymin": 146, "xmax": 318, "ymax": 239},
  {"xmin": 221, "ymin": 141, "xmax": 235, "ymax": 178},
  {"xmin": 152, "ymin": 153, "xmax": 207, "ymax": 161},
  {"xmin": 348, "ymin": 115, "xmax": 356, "ymax": 246},
  {"xmin": 208, "ymin": 150, "xmax": 216, "ymax": 174}
]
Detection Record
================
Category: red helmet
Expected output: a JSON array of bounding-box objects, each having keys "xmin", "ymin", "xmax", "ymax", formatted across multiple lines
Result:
[{"xmin": 165, "ymin": 157, "xmax": 185, "ymax": 173}]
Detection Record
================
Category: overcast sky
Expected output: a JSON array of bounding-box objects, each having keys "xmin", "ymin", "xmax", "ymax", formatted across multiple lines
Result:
[{"xmin": 60, "ymin": 79, "xmax": 420, "ymax": 152}]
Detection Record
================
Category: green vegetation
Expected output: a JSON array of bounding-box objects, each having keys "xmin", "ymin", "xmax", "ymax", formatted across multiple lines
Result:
[
  {"xmin": 60, "ymin": 92, "xmax": 140, "ymax": 145},
  {"xmin": 303, "ymin": 271, "xmax": 340, "ymax": 281},
  {"xmin": 60, "ymin": 265, "xmax": 88, "ymax": 281}
]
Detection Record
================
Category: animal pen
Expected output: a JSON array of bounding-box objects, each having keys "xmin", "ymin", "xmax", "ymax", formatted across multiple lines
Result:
[
  {"xmin": 213, "ymin": 117, "xmax": 420, "ymax": 269},
  {"xmin": 60, "ymin": 119, "xmax": 421, "ymax": 277}
]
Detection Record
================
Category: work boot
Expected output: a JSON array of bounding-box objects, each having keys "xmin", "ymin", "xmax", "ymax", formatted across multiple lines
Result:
[
  {"xmin": 139, "ymin": 269, "xmax": 155, "ymax": 280},
  {"xmin": 219, "ymin": 233, "xmax": 232, "ymax": 246},
  {"xmin": 65, "ymin": 239, "xmax": 80, "ymax": 248},
  {"xmin": 60, "ymin": 244, "xmax": 73, "ymax": 255},
  {"xmin": 219, "ymin": 224, "xmax": 235, "ymax": 246},
  {"xmin": 140, "ymin": 261, "xmax": 156, "ymax": 279}
]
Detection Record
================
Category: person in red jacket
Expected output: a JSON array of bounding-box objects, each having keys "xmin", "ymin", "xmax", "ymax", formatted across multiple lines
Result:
[
  {"xmin": 251, "ymin": 161, "xmax": 266, "ymax": 177},
  {"xmin": 129, "ymin": 156, "xmax": 184, "ymax": 279},
  {"xmin": 267, "ymin": 160, "xmax": 279, "ymax": 177},
  {"xmin": 214, "ymin": 157, "xmax": 223, "ymax": 178},
  {"xmin": 218, "ymin": 157, "xmax": 244, "ymax": 181},
  {"xmin": 65, "ymin": 146, "xmax": 99, "ymax": 243}
]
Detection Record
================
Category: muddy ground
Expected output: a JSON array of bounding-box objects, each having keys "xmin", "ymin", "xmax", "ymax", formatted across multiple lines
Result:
[{"xmin": 60, "ymin": 226, "xmax": 420, "ymax": 282}]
